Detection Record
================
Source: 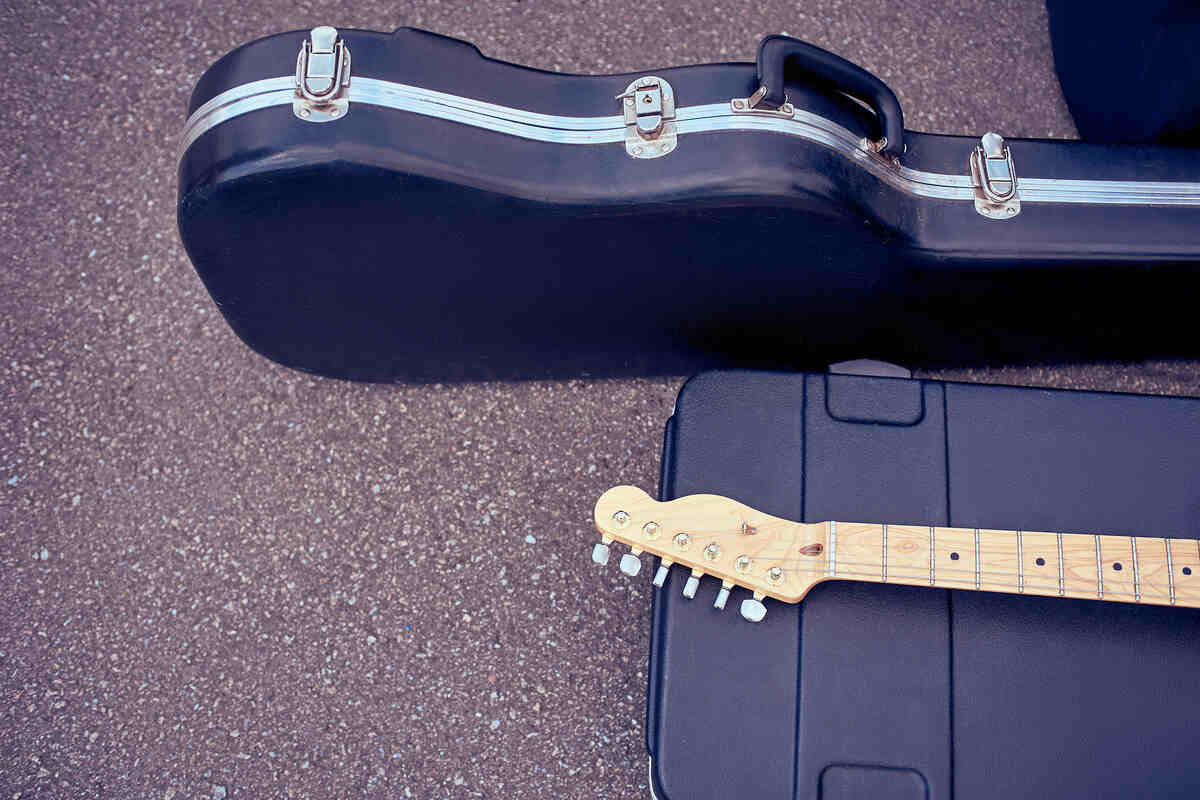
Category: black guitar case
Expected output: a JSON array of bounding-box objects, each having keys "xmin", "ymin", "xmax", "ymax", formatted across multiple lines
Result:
[
  {"xmin": 649, "ymin": 365, "xmax": 1200, "ymax": 799},
  {"xmin": 178, "ymin": 26, "xmax": 1200, "ymax": 381}
]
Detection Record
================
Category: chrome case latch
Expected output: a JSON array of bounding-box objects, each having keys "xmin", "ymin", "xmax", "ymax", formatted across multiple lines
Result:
[
  {"xmin": 970, "ymin": 132, "xmax": 1020, "ymax": 219},
  {"xmin": 294, "ymin": 26, "xmax": 351, "ymax": 122},
  {"xmin": 618, "ymin": 77, "xmax": 677, "ymax": 159}
]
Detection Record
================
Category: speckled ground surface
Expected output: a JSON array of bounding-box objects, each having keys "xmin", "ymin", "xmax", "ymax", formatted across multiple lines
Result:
[{"xmin": 1, "ymin": 1, "xmax": 1197, "ymax": 798}]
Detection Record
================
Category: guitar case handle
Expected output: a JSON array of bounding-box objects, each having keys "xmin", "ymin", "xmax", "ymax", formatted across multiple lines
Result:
[{"xmin": 756, "ymin": 34, "xmax": 905, "ymax": 157}]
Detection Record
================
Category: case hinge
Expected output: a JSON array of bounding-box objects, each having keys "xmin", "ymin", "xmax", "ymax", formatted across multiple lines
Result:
[
  {"xmin": 970, "ymin": 132, "xmax": 1020, "ymax": 219},
  {"xmin": 617, "ymin": 76, "xmax": 677, "ymax": 159},
  {"xmin": 294, "ymin": 26, "xmax": 351, "ymax": 122}
]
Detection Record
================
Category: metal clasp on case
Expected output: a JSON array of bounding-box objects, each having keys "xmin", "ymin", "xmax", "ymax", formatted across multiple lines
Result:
[
  {"xmin": 730, "ymin": 84, "xmax": 795, "ymax": 118},
  {"xmin": 617, "ymin": 77, "xmax": 677, "ymax": 159},
  {"xmin": 970, "ymin": 132, "xmax": 1020, "ymax": 219},
  {"xmin": 294, "ymin": 26, "xmax": 351, "ymax": 122}
]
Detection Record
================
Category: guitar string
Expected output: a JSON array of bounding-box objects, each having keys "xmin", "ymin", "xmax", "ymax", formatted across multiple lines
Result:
[
  {"xmin": 653, "ymin": 559, "xmax": 1162, "ymax": 602},
  {"xmin": 665, "ymin": 552, "xmax": 1167, "ymax": 593},
  {"xmin": 634, "ymin": 545, "xmax": 1181, "ymax": 599},
  {"xmin": 654, "ymin": 528, "xmax": 1192, "ymax": 585}
]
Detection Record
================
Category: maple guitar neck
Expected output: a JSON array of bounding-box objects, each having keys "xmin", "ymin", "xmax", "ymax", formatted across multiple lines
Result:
[{"xmin": 592, "ymin": 486, "xmax": 1200, "ymax": 622}]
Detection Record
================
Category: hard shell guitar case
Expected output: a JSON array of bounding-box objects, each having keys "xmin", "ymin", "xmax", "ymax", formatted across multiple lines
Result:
[
  {"xmin": 649, "ymin": 366, "xmax": 1200, "ymax": 800},
  {"xmin": 178, "ymin": 26, "xmax": 1200, "ymax": 381}
]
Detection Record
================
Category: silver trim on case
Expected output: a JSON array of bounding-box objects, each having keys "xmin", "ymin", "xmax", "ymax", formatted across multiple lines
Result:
[{"xmin": 179, "ymin": 75, "xmax": 1200, "ymax": 208}]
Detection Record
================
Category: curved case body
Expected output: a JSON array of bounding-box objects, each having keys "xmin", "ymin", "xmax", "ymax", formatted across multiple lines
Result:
[{"xmin": 179, "ymin": 27, "xmax": 1200, "ymax": 380}]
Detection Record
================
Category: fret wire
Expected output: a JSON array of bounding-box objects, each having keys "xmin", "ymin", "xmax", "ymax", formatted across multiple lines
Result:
[
  {"xmin": 1131, "ymin": 536, "xmax": 1140, "ymax": 602},
  {"xmin": 1056, "ymin": 533, "xmax": 1065, "ymax": 596},
  {"xmin": 827, "ymin": 521, "xmax": 837, "ymax": 577},
  {"xmin": 1095, "ymin": 535, "xmax": 1103, "ymax": 599},
  {"xmin": 1166, "ymin": 539, "xmax": 1176, "ymax": 605},
  {"xmin": 928, "ymin": 527, "xmax": 935, "ymax": 586},
  {"xmin": 1017, "ymin": 530, "xmax": 1024, "ymax": 593},
  {"xmin": 881, "ymin": 524, "xmax": 888, "ymax": 582},
  {"xmin": 973, "ymin": 528, "xmax": 980, "ymax": 590}
]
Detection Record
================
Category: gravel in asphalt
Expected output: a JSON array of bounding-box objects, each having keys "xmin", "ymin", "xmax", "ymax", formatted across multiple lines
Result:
[{"xmin": 1, "ymin": 1, "xmax": 1196, "ymax": 798}]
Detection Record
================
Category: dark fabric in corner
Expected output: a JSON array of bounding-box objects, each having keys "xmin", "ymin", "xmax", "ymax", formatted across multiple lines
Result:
[{"xmin": 1047, "ymin": 0, "xmax": 1200, "ymax": 145}]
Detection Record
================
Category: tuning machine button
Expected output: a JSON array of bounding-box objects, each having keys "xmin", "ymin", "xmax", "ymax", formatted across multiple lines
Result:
[
  {"xmin": 619, "ymin": 552, "xmax": 642, "ymax": 577},
  {"xmin": 682, "ymin": 569, "xmax": 702, "ymax": 599},
  {"xmin": 713, "ymin": 580, "xmax": 734, "ymax": 610},
  {"xmin": 740, "ymin": 593, "xmax": 767, "ymax": 623},
  {"xmin": 591, "ymin": 542, "xmax": 611, "ymax": 565}
]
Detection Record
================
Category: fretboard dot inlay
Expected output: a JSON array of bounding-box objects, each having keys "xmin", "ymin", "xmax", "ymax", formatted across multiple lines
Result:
[
  {"xmin": 1184, "ymin": 567, "xmax": 1193, "ymax": 576},
  {"xmin": 1035, "ymin": 557, "xmax": 1045, "ymax": 566},
  {"xmin": 950, "ymin": 552, "xmax": 959, "ymax": 561},
  {"xmin": 1113, "ymin": 562, "xmax": 1123, "ymax": 571}
]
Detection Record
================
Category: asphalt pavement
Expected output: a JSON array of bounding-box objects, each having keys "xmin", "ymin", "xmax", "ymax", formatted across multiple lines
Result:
[{"xmin": 2, "ymin": 1, "xmax": 1198, "ymax": 798}]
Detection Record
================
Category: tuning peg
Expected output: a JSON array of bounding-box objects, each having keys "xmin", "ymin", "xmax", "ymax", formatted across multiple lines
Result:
[
  {"xmin": 682, "ymin": 569, "xmax": 702, "ymax": 599},
  {"xmin": 619, "ymin": 552, "xmax": 642, "ymax": 577},
  {"xmin": 591, "ymin": 541, "xmax": 611, "ymax": 565},
  {"xmin": 740, "ymin": 592, "xmax": 767, "ymax": 623},
  {"xmin": 713, "ymin": 580, "xmax": 733, "ymax": 610},
  {"xmin": 652, "ymin": 558, "xmax": 673, "ymax": 587}
]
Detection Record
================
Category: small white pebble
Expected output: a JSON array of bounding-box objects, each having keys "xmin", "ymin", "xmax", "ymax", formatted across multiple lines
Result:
[
  {"xmin": 490, "ymin": 719, "xmax": 500, "ymax": 731},
  {"xmin": 366, "ymin": 635, "xmax": 377, "ymax": 645},
  {"xmin": 40, "ymin": 548, "xmax": 49, "ymax": 561},
  {"xmin": 525, "ymin": 534, "xmax": 536, "ymax": 544}
]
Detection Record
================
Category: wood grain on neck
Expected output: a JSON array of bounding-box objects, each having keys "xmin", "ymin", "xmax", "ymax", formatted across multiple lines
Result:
[{"xmin": 593, "ymin": 486, "xmax": 1200, "ymax": 608}]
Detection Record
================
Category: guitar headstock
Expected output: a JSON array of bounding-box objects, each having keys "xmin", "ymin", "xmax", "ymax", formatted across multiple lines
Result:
[{"xmin": 591, "ymin": 485, "xmax": 830, "ymax": 622}]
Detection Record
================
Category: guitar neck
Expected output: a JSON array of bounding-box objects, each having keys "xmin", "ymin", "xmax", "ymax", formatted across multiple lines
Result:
[
  {"xmin": 813, "ymin": 523, "xmax": 1200, "ymax": 607},
  {"xmin": 591, "ymin": 487, "xmax": 1200, "ymax": 618}
]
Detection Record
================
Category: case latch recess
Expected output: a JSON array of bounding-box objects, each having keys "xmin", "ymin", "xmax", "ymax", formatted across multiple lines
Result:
[
  {"xmin": 294, "ymin": 26, "xmax": 351, "ymax": 122},
  {"xmin": 970, "ymin": 132, "xmax": 1020, "ymax": 219},
  {"xmin": 617, "ymin": 76, "xmax": 677, "ymax": 159}
]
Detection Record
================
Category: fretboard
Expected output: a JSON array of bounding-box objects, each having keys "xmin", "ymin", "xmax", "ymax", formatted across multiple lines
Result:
[{"xmin": 823, "ymin": 523, "xmax": 1200, "ymax": 607}]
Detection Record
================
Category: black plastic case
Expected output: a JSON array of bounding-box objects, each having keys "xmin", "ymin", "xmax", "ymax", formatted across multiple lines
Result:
[
  {"xmin": 649, "ymin": 369, "xmax": 1200, "ymax": 800},
  {"xmin": 178, "ymin": 27, "xmax": 1200, "ymax": 381}
]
